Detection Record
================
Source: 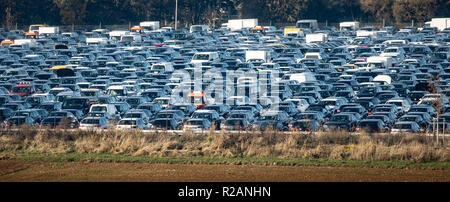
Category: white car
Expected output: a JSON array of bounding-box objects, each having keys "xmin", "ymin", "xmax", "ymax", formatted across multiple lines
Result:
[
  {"xmin": 391, "ymin": 122, "xmax": 420, "ymax": 134},
  {"xmin": 285, "ymin": 98, "xmax": 310, "ymax": 113},
  {"xmin": 386, "ymin": 99, "xmax": 411, "ymax": 115},
  {"xmin": 79, "ymin": 117, "xmax": 108, "ymax": 130},
  {"xmin": 89, "ymin": 104, "xmax": 120, "ymax": 120},
  {"xmin": 116, "ymin": 118, "xmax": 149, "ymax": 130},
  {"xmin": 183, "ymin": 119, "xmax": 212, "ymax": 131}
]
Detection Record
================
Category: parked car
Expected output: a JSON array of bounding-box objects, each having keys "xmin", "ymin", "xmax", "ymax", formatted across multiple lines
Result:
[
  {"xmin": 116, "ymin": 118, "xmax": 149, "ymax": 130},
  {"xmin": 79, "ymin": 117, "xmax": 108, "ymax": 130}
]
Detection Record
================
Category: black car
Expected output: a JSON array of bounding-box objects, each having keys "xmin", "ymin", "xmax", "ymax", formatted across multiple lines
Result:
[
  {"xmin": 398, "ymin": 114, "xmax": 429, "ymax": 129},
  {"xmin": 202, "ymin": 104, "xmax": 231, "ymax": 118},
  {"xmin": 12, "ymin": 110, "xmax": 44, "ymax": 123},
  {"xmin": 408, "ymin": 91, "xmax": 426, "ymax": 104},
  {"xmin": 61, "ymin": 97, "xmax": 91, "ymax": 114},
  {"xmin": 5, "ymin": 116, "xmax": 37, "ymax": 127},
  {"xmin": 289, "ymin": 119, "xmax": 320, "ymax": 131},
  {"xmin": 150, "ymin": 118, "xmax": 180, "ymax": 130},
  {"xmin": 40, "ymin": 116, "xmax": 79, "ymax": 128},
  {"xmin": 169, "ymin": 104, "xmax": 197, "ymax": 117},
  {"xmin": 252, "ymin": 111, "xmax": 290, "ymax": 131},
  {"xmin": 0, "ymin": 107, "xmax": 13, "ymax": 122},
  {"xmin": 356, "ymin": 119, "xmax": 389, "ymax": 133},
  {"xmin": 137, "ymin": 102, "xmax": 162, "ymax": 115},
  {"xmin": 38, "ymin": 102, "xmax": 62, "ymax": 113},
  {"xmin": 338, "ymin": 105, "xmax": 368, "ymax": 119},
  {"xmin": 190, "ymin": 110, "xmax": 223, "ymax": 130},
  {"xmin": 324, "ymin": 113, "xmax": 359, "ymax": 131}
]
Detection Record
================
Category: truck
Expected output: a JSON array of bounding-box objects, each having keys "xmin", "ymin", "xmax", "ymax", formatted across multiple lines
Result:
[
  {"xmin": 140, "ymin": 21, "xmax": 160, "ymax": 31},
  {"xmin": 289, "ymin": 73, "xmax": 316, "ymax": 84},
  {"xmin": 296, "ymin": 19, "xmax": 318, "ymax": 30},
  {"xmin": 283, "ymin": 27, "xmax": 303, "ymax": 36},
  {"xmin": 85, "ymin": 38, "xmax": 108, "ymax": 45},
  {"xmin": 305, "ymin": 33, "xmax": 327, "ymax": 43},
  {"xmin": 339, "ymin": 22, "xmax": 359, "ymax": 31},
  {"xmin": 373, "ymin": 75, "xmax": 392, "ymax": 85},
  {"xmin": 227, "ymin": 19, "xmax": 258, "ymax": 31},
  {"xmin": 366, "ymin": 56, "xmax": 393, "ymax": 69},
  {"xmin": 190, "ymin": 25, "xmax": 211, "ymax": 33},
  {"xmin": 38, "ymin": 26, "xmax": 59, "ymax": 37},
  {"xmin": 424, "ymin": 18, "xmax": 450, "ymax": 32},
  {"xmin": 356, "ymin": 30, "xmax": 374, "ymax": 37},
  {"xmin": 245, "ymin": 50, "xmax": 271, "ymax": 63},
  {"xmin": 109, "ymin": 30, "xmax": 130, "ymax": 41},
  {"xmin": 28, "ymin": 24, "xmax": 45, "ymax": 33},
  {"xmin": 13, "ymin": 39, "xmax": 38, "ymax": 48},
  {"xmin": 120, "ymin": 34, "xmax": 142, "ymax": 43}
]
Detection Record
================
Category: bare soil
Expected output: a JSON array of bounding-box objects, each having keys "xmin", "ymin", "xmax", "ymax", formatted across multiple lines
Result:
[{"xmin": 0, "ymin": 160, "xmax": 448, "ymax": 182}]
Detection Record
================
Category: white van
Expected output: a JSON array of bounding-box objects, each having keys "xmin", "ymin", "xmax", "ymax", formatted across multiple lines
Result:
[
  {"xmin": 289, "ymin": 73, "xmax": 316, "ymax": 84},
  {"xmin": 151, "ymin": 62, "xmax": 174, "ymax": 73},
  {"xmin": 106, "ymin": 85, "xmax": 128, "ymax": 99},
  {"xmin": 153, "ymin": 97, "xmax": 178, "ymax": 109},
  {"xmin": 373, "ymin": 75, "xmax": 392, "ymax": 85},
  {"xmin": 190, "ymin": 25, "xmax": 211, "ymax": 33},
  {"xmin": 120, "ymin": 34, "xmax": 142, "ymax": 43},
  {"xmin": 191, "ymin": 52, "xmax": 220, "ymax": 64},
  {"xmin": 89, "ymin": 104, "xmax": 119, "ymax": 120}
]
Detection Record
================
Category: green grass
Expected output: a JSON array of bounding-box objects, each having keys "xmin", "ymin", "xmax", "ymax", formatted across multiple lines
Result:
[{"xmin": 2, "ymin": 151, "xmax": 449, "ymax": 170}]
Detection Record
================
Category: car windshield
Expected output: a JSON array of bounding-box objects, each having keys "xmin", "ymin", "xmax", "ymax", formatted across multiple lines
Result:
[
  {"xmin": 330, "ymin": 115, "xmax": 349, "ymax": 122},
  {"xmin": 388, "ymin": 102, "xmax": 402, "ymax": 107},
  {"xmin": 42, "ymin": 117, "xmax": 62, "ymax": 123},
  {"xmin": 156, "ymin": 113, "xmax": 173, "ymax": 118},
  {"xmin": 8, "ymin": 118, "xmax": 28, "ymax": 125},
  {"xmin": 259, "ymin": 115, "xmax": 276, "ymax": 121},
  {"xmin": 399, "ymin": 117, "xmax": 417, "ymax": 122},
  {"xmin": 82, "ymin": 91, "xmax": 97, "ymax": 96},
  {"xmin": 410, "ymin": 108, "xmax": 427, "ymax": 112},
  {"xmin": 322, "ymin": 101, "xmax": 337, "ymax": 105},
  {"xmin": 153, "ymin": 119, "xmax": 173, "ymax": 126},
  {"xmin": 230, "ymin": 114, "xmax": 245, "ymax": 119},
  {"xmin": 12, "ymin": 86, "xmax": 30, "ymax": 93},
  {"xmin": 63, "ymin": 99, "xmax": 85, "ymax": 108},
  {"xmin": 14, "ymin": 112, "xmax": 30, "ymax": 117},
  {"xmin": 394, "ymin": 124, "xmax": 412, "ymax": 129},
  {"xmin": 359, "ymin": 122, "xmax": 379, "ymax": 128},
  {"xmin": 119, "ymin": 120, "xmax": 137, "ymax": 125},
  {"xmin": 91, "ymin": 106, "xmax": 107, "ymax": 112},
  {"xmin": 186, "ymin": 120, "xmax": 204, "ymax": 125},
  {"xmin": 192, "ymin": 113, "xmax": 211, "ymax": 119},
  {"xmin": 81, "ymin": 119, "xmax": 100, "ymax": 124},
  {"xmin": 225, "ymin": 120, "xmax": 244, "ymax": 126},
  {"xmin": 155, "ymin": 99, "xmax": 169, "ymax": 105},
  {"xmin": 298, "ymin": 114, "xmax": 315, "ymax": 119},
  {"xmin": 193, "ymin": 54, "xmax": 209, "ymax": 60},
  {"xmin": 88, "ymin": 113, "xmax": 105, "ymax": 117},
  {"xmin": 126, "ymin": 98, "xmax": 140, "ymax": 104},
  {"xmin": 39, "ymin": 105, "xmax": 55, "ymax": 111},
  {"xmin": 107, "ymin": 89, "xmax": 125, "ymax": 96},
  {"xmin": 341, "ymin": 108, "xmax": 359, "ymax": 113},
  {"xmin": 26, "ymin": 97, "xmax": 41, "ymax": 103},
  {"xmin": 335, "ymin": 92, "xmax": 350, "ymax": 97},
  {"xmin": 124, "ymin": 113, "xmax": 143, "ymax": 118},
  {"xmin": 292, "ymin": 121, "xmax": 310, "ymax": 128}
]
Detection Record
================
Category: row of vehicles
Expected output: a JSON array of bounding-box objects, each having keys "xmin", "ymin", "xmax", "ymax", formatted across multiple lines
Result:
[{"xmin": 0, "ymin": 18, "xmax": 450, "ymax": 134}]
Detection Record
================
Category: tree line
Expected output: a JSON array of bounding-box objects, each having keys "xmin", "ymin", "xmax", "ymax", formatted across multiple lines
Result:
[{"xmin": 1, "ymin": 0, "xmax": 449, "ymax": 30}]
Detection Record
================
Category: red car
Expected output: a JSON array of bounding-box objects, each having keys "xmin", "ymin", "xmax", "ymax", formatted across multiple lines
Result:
[{"xmin": 10, "ymin": 82, "xmax": 36, "ymax": 97}]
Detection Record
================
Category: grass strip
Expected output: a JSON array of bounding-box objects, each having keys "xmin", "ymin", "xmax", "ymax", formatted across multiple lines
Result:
[{"xmin": 2, "ymin": 151, "xmax": 449, "ymax": 170}]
